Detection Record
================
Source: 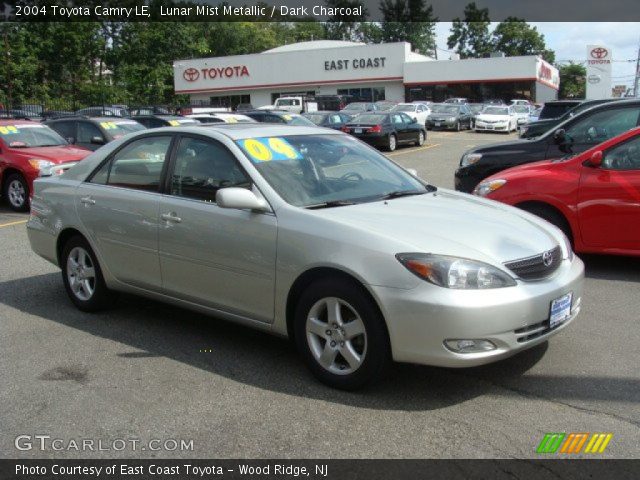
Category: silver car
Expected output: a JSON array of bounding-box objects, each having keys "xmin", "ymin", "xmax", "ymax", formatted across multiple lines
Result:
[{"xmin": 27, "ymin": 125, "xmax": 584, "ymax": 390}]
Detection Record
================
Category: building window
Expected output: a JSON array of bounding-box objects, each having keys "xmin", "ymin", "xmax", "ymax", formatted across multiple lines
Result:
[
  {"xmin": 270, "ymin": 91, "xmax": 316, "ymax": 104},
  {"xmin": 337, "ymin": 87, "xmax": 385, "ymax": 102},
  {"xmin": 207, "ymin": 95, "xmax": 251, "ymax": 109}
]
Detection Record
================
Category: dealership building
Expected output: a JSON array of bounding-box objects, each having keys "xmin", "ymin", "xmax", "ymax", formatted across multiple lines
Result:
[{"xmin": 173, "ymin": 40, "xmax": 559, "ymax": 108}]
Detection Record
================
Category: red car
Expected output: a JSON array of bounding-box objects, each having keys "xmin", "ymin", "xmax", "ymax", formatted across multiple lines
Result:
[
  {"xmin": 473, "ymin": 126, "xmax": 640, "ymax": 257},
  {"xmin": 0, "ymin": 120, "xmax": 91, "ymax": 211}
]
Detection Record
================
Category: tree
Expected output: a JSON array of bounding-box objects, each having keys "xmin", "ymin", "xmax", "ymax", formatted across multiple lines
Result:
[
  {"xmin": 379, "ymin": 0, "xmax": 437, "ymax": 56},
  {"xmin": 492, "ymin": 18, "xmax": 555, "ymax": 63},
  {"xmin": 559, "ymin": 62, "xmax": 586, "ymax": 99},
  {"xmin": 323, "ymin": 0, "xmax": 369, "ymax": 41},
  {"xmin": 447, "ymin": 2, "xmax": 492, "ymax": 58}
]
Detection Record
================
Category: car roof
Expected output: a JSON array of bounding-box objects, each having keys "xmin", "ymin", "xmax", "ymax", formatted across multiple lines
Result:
[
  {"xmin": 0, "ymin": 119, "xmax": 41, "ymax": 126},
  {"xmin": 170, "ymin": 123, "xmax": 340, "ymax": 140}
]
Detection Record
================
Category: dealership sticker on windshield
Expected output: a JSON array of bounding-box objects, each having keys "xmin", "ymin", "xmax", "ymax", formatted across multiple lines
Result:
[
  {"xmin": 100, "ymin": 122, "xmax": 118, "ymax": 130},
  {"xmin": 168, "ymin": 120, "xmax": 181, "ymax": 126},
  {"xmin": 0, "ymin": 126, "xmax": 19, "ymax": 135},
  {"xmin": 238, "ymin": 137, "xmax": 302, "ymax": 163}
]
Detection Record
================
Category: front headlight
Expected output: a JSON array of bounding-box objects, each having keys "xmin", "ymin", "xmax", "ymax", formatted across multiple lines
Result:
[
  {"xmin": 460, "ymin": 153, "xmax": 482, "ymax": 167},
  {"xmin": 448, "ymin": 117, "xmax": 456, "ymax": 122},
  {"xmin": 28, "ymin": 159, "xmax": 56, "ymax": 176},
  {"xmin": 396, "ymin": 253, "xmax": 517, "ymax": 289},
  {"xmin": 473, "ymin": 179, "xmax": 506, "ymax": 197}
]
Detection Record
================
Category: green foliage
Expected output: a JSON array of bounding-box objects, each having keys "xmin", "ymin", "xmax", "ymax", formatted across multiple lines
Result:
[
  {"xmin": 559, "ymin": 62, "xmax": 586, "ymax": 99},
  {"xmin": 379, "ymin": 0, "xmax": 437, "ymax": 56},
  {"xmin": 447, "ymin": 2, "xmax": 492, "ymax": 59},
  {"xmin": 492, "ymin": 18, "xmax": 555, "ymax": 63}
]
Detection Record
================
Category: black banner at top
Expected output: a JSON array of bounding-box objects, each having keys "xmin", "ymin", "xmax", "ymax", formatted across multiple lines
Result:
[{"xmin": 2, "ymin": 0, "xmax": 640, "ymax": 22}]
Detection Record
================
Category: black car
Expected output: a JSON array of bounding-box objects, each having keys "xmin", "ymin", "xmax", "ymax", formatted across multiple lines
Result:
[
  {"xmin": 426, "ymin": 104, "xmax": 473, "ymax": 131},
  {"xmin": 342, "ymin": 112, "xmax": 426, "ymax": 152},
  {"xmin": 302, "ymin": 111, "xmax": 353, "ymax": 130},
  {"xmin": 520, "ymin": 99, "xmax": 620, "ymax": 139},
  {"xmin": 44, "ymin": 116, "xmax": 146, "ymax": 151},
  {"xmin": 243, "ymin": 110, "xmax": 315, "ymax": 126},
  {"xmin": 131, "ymin": 115, "xmax": 200, "ymax": 129},
  {"xmin": 454, "ymin": 99, "xmax": 640, "ymax": 193}
]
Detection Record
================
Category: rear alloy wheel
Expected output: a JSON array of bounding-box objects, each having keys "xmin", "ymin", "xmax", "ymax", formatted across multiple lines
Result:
[
  {"xmin": 61, "ymin": 236, "xmax": 117, "ymax": 312},
  {"xmin": 415, "ymin": 130, "xmax": 425, "ymax": 146},
  {"xmin": 294, "ymin": 278, "xmax": 391, "ymax": 390},
  {"xmin": 386, "ymin": 134, "xmax": 397, "ymax": 152},
  {"xmin": 3, "ymin": 173, "xmax": 29, "ymax": 212}
]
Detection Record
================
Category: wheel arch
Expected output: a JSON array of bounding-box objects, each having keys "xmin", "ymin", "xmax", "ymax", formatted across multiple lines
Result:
[
  {"xmin": 56, "ymin": 227, "xmax": 86, "ymax": 266},
  {"xmin": 285, "ymin": 267, "xmax": 389, "ymax": 344},
  {"xmin": 515, "ymin": 200, "xmax": 577, "ymax": 244}
]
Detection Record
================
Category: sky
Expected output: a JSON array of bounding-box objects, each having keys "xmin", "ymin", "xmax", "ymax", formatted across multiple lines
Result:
[{"xmin": 434, "ymin": 22, "xmax": 640, "ymax": 92}]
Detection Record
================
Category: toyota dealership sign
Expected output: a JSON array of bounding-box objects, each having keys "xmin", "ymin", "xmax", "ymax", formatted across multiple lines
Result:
[{"xmin": 586, "ymin": 44, "xmax": 612, "ymax": 100}]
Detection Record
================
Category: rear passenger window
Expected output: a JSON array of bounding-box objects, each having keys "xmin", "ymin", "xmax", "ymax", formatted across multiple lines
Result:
[
  {"xmin": 90, "ymin": 136, "xmax": 172, "ymax": 191},
  {"xmin": 566, "ymin": 108, "xmax": 639, "ymax": 145}
]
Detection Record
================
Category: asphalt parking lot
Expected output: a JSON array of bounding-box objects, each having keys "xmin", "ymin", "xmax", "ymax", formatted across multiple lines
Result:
[{"xmin": 1, "ymin": 129, "xmax": 638, "ymax": 459}]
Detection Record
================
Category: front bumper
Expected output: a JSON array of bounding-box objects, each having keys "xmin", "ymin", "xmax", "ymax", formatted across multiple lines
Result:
[
  {"xmin": 370, "ymin": 256, "xmax": 584, "ymax": 367},
  {"xmin": 427, "ymin": 119, "xmax": 456, "ymax": 129},
  {"xmin": 475, "ymin": 122, "xmax": 509, "ymax": 131},
  {"xmin": 453, "ymin": 167, "xmax": 482, "ymax": 193}
]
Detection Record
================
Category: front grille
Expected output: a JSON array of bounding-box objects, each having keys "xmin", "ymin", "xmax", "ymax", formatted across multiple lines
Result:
[
  {"xmin": 504, "ymin": 246, "xmax": 562, "ymax": 280},
  {"xmin": 514, "ymin": 319, "xmax": 551, "ymax": 343}
]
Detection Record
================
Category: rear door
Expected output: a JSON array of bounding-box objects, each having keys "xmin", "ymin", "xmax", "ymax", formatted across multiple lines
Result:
[
  {"xmin": 578, "ymin": 134, "xmax": 640, "ymax": 250},
  {"xmin": 76, "ymin": 134, "xmax": 174, "ymax": 290},
  {"xmin": 546, "ymin": 106, "xmax": 640, "ymax": 159},
  {"xmin": 158, "ymin": 134, "xmax": 277, "ymax": 321},
  {"xmin": 391, "ymin": 113, "xmax": 409, "ymax": 141}
]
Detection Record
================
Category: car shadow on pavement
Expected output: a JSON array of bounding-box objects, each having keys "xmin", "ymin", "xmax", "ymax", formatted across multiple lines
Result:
[
  {"xmin": 581, "ymin": 254, "xmax": 640, "ymax": 282},
  {"xmin": 2, "ymin": 272, "xmax": 638, "ymax": 412}
]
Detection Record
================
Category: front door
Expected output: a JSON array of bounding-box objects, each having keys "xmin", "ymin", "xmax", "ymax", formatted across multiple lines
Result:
[
  {"xmin": 158, "ymin": 135, "xmax": 277, "ymax": 322},
  {"xmin": 76, "ymin": 135, "xmax": 173, "ymax": 290},
  {"xmin": 578, "ymin": 135, "xmax": 640, "ymax": 251}
]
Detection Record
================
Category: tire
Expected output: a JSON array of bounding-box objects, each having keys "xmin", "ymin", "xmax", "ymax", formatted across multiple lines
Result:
[
  {"xmin": 415, "ymin": 130, "xmax": 425, "ymax": 146},
  {"xmin": 456, "ymin": 121, "xmax": 461, "ymax": 132},
  {"xmin": 520, "ymin": 204, "xmax": 574, "ymax": 246},
  {"xmin": 61, "ymin": 235, "xmax": 118, "ymax": 312},
  {"xmin": 294, "ymin": 277, "xmax": 391, "ymax": 390},
  {"xmin": 386, "ymin": 134, "xmax": 397, "ymax": 152},
  {"xmin": 3, "ymin": 173, "xmax": 29, "ymax": 212}
]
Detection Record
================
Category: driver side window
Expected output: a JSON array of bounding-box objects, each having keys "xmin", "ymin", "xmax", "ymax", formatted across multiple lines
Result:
[
  {"xmin": 566, "ymin": 108, "xmax": 639, "ymax": 145},
  {"xmin": 602, "ymin": 135, "xmax": 640, "ymax": 171}
]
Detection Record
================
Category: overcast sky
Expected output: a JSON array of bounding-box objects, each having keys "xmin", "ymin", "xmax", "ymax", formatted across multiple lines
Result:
[{"xmin": 434, "ymin": 22, "xmax": 640, "ymax": 90}]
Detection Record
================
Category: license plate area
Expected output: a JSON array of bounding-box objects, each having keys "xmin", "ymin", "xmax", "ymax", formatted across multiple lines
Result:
[
  {"xmin": 354, "ymin": 128, "xmax": 363, "ymax": 134},
  {"xmin": 549, "ymin": 292, "xmax": 572, "ymax": 329}
]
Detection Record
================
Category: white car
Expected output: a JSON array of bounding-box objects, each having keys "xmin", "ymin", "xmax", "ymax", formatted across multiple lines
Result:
[
  {"xmin": 510, "ymin": 99, "xmax": 531, "ymax": 107},
  {"xmin": 186, "ymin": 113, "xmax": 256, "ymax": 124},
  {"xmin": 390, "ymin": 103, "xmax": 431, "ymax": 125},
  {"xmin": 474, "ymin": 106, "xmax": 518, "ymax": 133},
  {"xmin": 512, "ymin": 105, "xmax": 532, "ymax": 127}
]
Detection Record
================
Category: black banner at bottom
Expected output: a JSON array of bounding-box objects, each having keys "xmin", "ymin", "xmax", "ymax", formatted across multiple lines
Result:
[{"xmin": 1, "ymin": 459, "xmax": 638, "ymax": 480}]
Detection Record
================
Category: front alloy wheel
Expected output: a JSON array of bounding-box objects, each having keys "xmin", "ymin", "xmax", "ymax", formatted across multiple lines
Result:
[
  {"xmin": 4, "ymin": 173, "xmax": 29, "ymax": 212},
  {"xmin": 294, "ymin": 278, "xmax": 391, "ymax": 390}
]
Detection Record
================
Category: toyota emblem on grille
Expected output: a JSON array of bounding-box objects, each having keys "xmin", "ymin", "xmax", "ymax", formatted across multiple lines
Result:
[{"xmin": 542, "ymin": 250, "xmax": 554, "ymax": 267}]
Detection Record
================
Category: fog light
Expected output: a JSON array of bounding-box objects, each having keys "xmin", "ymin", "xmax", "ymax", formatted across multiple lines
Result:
[{"xmin": 444, "ymin": 339, "xmax": 496, "ymax": 353}]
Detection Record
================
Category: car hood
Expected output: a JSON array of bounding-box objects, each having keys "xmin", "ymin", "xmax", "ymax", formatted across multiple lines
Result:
[
  {"xmin": 8, "ymin": 145, "xmax": 91, "ymax": 164},
  {"xmin": 313, "ymin": 190, "xmax": 559, "ymax": 264}
]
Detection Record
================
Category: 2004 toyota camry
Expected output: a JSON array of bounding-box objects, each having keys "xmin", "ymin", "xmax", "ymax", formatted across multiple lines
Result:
[{"xmin": 27, "ymin": 124, "xmax": 584, "ymax": 389}]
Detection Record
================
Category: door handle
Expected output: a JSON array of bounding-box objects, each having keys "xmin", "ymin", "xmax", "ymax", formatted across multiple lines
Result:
[
  {"xmin": 161, "ymin": 212, "xmax": 182, "ymax": 223},
  {"xmin": 80, "ymin": 196, "xmax": 95, "ymax": 205}
]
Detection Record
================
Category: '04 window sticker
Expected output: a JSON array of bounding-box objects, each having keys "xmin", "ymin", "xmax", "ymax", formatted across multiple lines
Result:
[
  {"xmin": 237, "ymin": 137, "xmax": 302, "ymax": 163},
  {"xmin": 0, "ymin": 126, "xmax": 20, "ymax": 135}
]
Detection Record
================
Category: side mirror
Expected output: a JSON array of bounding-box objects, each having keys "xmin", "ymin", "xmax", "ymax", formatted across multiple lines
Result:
[
  {"xmin": 216, "ymin": 188, "xmax": 269, "ymax": 212},
  {"xmin": 589, "ymin": 150, "xmax": 603, "ymax": 167},
  {"xmin": 410, "ymin": 118, "xmax": 417, "ymax": 124},
  {"xmin": 91, "ymin": 136, "xmax": 106, "ymax": 145},
  {"xmin": 553, "ymin": 128, "xmax": 566, "ymax": 145}
]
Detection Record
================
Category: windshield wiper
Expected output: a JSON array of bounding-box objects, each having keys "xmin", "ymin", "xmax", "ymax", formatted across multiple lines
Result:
[
  {"xmin": 378, "ymin": 188, "xmax": 432, "ymax": 200},
  {"xmin": 305, "ymin": 200, "xmax": 357, "ymax": 209}
]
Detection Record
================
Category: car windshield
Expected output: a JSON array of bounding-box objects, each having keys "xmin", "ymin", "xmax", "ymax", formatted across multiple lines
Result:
[
  {"xmin": 303, "ymin": 114, "xmax": 328, "ymax": 125},
  {"xmin": 108, "ymin": 121, "xmax": 146, "ymax": 137},
  {"xmin": 514, "ymin": 106, "xmax": 530, "ymax": 113},
  {"xmin": 235, "ymin": 134, "xmax": 427, "ymax": 208},
  {"xmin": 286, "ymin": 115, "xmax": 315, "ymax": 126},
  {"xmin": 483, "ymin": 107, "xmax": 510, "ymax": 115},
  {"xmin": 431, "ymin": 105, "xmax": 460, "ymax": 114},
  {"xmin": 343, "ymin": 103, "xmax": 367, "ymax": 111},
  {"xmin": 391, "ymin": 105, "xmax": 415, "ymax": 112},
  {"xmin": 0, "ymin": 124, "xmax": 67, "ymax": 147},
  {"xmin": 350, "ymin": 114, "xmax": 386, "ymax": 124}
]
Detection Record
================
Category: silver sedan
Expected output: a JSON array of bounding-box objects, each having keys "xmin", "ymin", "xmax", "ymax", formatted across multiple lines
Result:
[{"xmin": 27, "ymin": 124, "xmax": 584, "ymax": 389}]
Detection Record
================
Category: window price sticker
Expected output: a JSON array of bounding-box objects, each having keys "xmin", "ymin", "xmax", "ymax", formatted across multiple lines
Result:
[{"xmin": 238, "ymin": 137, "xmax": 302, "ymax": 163}]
